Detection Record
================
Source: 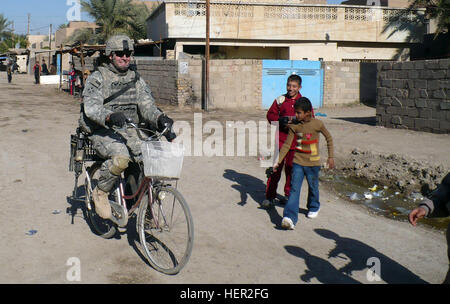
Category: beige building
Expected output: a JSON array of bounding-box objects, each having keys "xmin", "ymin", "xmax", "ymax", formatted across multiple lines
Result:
[
  {"xmin": 146, "ymin": 0, "xmax": 424, "ymax": 61},
  {"xmin": 55, "ymin": 21, "xmax": 98, "ymax": 47},
  {"xmin": 27, "ymin": 34, "xmax": 55, "ymax": 50}
]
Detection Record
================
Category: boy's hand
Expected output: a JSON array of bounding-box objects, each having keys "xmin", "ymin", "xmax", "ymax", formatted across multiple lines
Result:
[
  {"xmin": 408, "ymin": 207, "xmax": 427, "ymax": 226},
  {"xmin": 327, "ymin": 158, "xmax": 335, "ymax": 169},
  {"xmin": 273, "ymin": 163, "xmax": 280, "ymax": 172}
]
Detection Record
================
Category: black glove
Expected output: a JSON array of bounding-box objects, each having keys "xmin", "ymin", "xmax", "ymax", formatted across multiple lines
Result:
[
  {"xmin": 107, "ymin": 112, "xmax": 127, "ymax": 128},
  {"xmin": 157, "ymin": 114, "xmax": 174, "ymax": 132},
  {"xmin": 291, "ymin": 117, "xmax": 300, "ymax": 124},
  {"xmin": 164, "ymin": 131, "xmax": 177, "ymax": 142},
  {"xmin": 265, "ymin": 167, "xmax": 274, "ymax": 178},
  {"xmin": 278, "ymin": 116, "xmax": 289, "ymax": 129}
]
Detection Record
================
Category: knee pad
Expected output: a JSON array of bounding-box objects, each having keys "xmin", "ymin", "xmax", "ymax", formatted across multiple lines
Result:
[{"xmin": 109, "ymin": 155, "xmax": 130, "ymax": 176}]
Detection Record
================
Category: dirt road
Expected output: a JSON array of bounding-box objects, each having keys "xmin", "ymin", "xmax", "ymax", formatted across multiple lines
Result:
[{"xmin": 0, "ymin": 73, "xmax": 448, "ymax": 284}]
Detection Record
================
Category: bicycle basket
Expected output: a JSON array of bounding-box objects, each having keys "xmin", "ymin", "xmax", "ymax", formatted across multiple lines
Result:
[{"xmin": 141, "ymin": 141, "xmax": 184, "ymax": 180}]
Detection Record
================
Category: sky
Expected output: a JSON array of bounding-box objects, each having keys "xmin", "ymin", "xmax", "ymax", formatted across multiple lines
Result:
[
  {"xmin": 1, "ymin": 0, "xmax": 93, "ymax": 36},
  {"xmin": 1, "ymin": 0, "xmax": 345, "ymax": 36}
]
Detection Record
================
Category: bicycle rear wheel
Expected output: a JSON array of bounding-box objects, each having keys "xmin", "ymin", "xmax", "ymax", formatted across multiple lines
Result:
[
  {"xmin": 85, "ymin": 162, "xmax": 117, "ymax": 239},
  {"xmin": 137, "ymin": 185, "xmax": 194, "ymax": 274}
]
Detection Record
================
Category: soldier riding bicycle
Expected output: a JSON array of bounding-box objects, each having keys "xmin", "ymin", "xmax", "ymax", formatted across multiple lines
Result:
[{"xmin": 79, "ymin": 34, "xmax": 176, "ymax": 220}]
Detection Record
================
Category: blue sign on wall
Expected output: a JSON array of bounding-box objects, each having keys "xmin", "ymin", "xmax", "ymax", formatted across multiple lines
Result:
[{"xmin": 262, "ymin": 60, "xmax": 323, "ymax": 109}]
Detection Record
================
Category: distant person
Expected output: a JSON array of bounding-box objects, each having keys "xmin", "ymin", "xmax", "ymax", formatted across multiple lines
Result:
[
  {"xmin": 408, "ymin": 172, "xmax": 450, "ymax": 284},
  {"xmin": 262, "ymin": 74, "xmax": 303, "ymax": 209},
  {"xmin": 69, "ymin": 63, "xmax": 76, "ymax": 95},
  {"xmin": 41, "ymin": 59, "xmax": 49, "ymax": 75},
  {"xmin": 273, "ymin": 97, "xmax": 334, "ymax": 230},
  {"xmin": 49, "ymin": 64, "xmax": 56, "ymax": 75},
  {"xmin": 6, "ymin": 57, "xmax": 13, "ymax": 83},
  {"xmin": 33, "ymin": 60, "xmax": 41, "ymax": 84}
]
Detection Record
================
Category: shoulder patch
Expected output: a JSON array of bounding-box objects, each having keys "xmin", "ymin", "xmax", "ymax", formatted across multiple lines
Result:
[{"xmin": 276, "ymin": 95, "xmax": 285, "ymax": 105}]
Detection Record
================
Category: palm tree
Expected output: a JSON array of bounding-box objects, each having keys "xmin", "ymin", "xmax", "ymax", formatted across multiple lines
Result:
[
  {"xmin": 80, "ymin": 0, "xmax": 150, "ymax": 43},
  {"xmin": 0, "ymin": 34, "xmax": 28, "ymax": 53},
  {"xmin": 65, "ymin": 28, "xmax": 98, "ymax": 46},
  {"xmin": 0, "ymin": 14, "xmax": 12, "ymax": 40},
  {"xmin": 382, "ymin": 0, "xmax": 449, "ymax": 60}
]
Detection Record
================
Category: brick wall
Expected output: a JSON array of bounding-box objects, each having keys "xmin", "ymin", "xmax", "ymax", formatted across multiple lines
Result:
[
  {"xmin": 323, "ymin": 61, "xmax": 377, "ymax": 106},
  {"xmin": 376, "ymin": 59, "xmax": 450, "ymax": 133}
]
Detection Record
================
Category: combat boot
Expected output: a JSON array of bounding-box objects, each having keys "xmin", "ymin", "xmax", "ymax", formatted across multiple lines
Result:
[{"xmin": 92, "ymin": 187, "xmax": 112, "ymax": 219}]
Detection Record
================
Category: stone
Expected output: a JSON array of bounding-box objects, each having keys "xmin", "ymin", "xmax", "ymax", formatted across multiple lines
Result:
[
  {"xmin": 432, "ymin": 89, "xmax": 447, "ymax": 99},
  {"xmin": 377, "ymin": 87, "xmax": 387, "ymax": 97},
  {"xmin": 414, "ymin": 61, "xmax": 424, "ymax": 70},
  {"xmin": 419, "ymin": 108, "xmax": 432, "ymax": 119},
  {"xmin": 419, "ymin": 89, "xmax": 428, "ymax": 98},
  {"xmin": 391, "ymin": 97, "xmax": 402, "ymax": 107},
  {"xmin": 380, "ymin": 97, "xmax": 392, "ymax": 106},
  {"xmin": 428, "ymin": 80, "xmax": 440, "ymax": 91},
  {"xmin": 408, "ymin": 70, "xmax": 419, "ymax": 79},
  {"xmin": 425, "ymin": 61, "xmax": 440, "ymax": 69},
  {"xmin": 415, "ymin": 99, "xmax": 428, "ymax": 108},
  {"xmin": 391, "ymin": 115, "xmax": 402, "ymax": 124},
  {"xmin": 407, "ymin": 107, "xmax": 419, "ymax": 117},
  {"xmin": 381, "ymin": 79, "xmax": 393, "ymax": 88},
  {"xmin": 441, "ymin": 101, "xmax": 450, "ymax": 110},
  {"xmin": 414, "ymin": 80, "xmax": 427, "ymax": 89}
]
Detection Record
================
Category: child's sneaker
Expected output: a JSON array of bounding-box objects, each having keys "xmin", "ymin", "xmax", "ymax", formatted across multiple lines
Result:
[
  {"xmin": 261, "ymin": 199, "xmax": 274, "ymax": 208},
  {"xmin": 307, "ymin": 210, "xmax": 320, "ymax": 219},
  {"xmin": 281, "ymin": 217, "xmax": 295, "ymax": 230}
]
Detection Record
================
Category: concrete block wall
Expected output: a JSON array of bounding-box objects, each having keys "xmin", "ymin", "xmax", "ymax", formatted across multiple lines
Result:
[
  {"xmin": 135, "ymin": 59, "xmax": 179, "ymax": 106},
  {"xmin": 183, "ymin": 59, "xmax": 263, "ymax": 109},
  {"xmin": 323, "ymin": 61, "xmax": 377, "ymax": 106},
  {"xmin": 376, "ymin": 59, "xmax": 450, "ymax": 133},
  {"xmin": 208, "ymin": 59, "xmax": 262, "ymax": 109}
]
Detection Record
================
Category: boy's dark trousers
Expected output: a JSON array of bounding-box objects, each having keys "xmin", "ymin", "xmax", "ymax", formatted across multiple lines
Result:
[{"xmin": 265, "ymin": 149, "xmax": 295, "ymax": 200}]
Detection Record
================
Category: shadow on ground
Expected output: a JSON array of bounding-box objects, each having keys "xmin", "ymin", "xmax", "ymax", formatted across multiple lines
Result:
[
  {"xmin": 333, "ymin": 116, "xmax": 376, "ymax": 126},
  {"xmin": 223, "ymin": 169, "xmax": 311, "ymax": 230},
  {"xmin": 288, "ymin": 228, "xmax": 429, "ymax": 284},
  {"xmin": 65, "ymin": 185, "xmax": 154, "ymax": 269}
]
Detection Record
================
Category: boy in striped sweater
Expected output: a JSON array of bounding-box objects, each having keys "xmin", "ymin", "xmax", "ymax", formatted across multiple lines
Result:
[{"xmin": 273, "ymin": 97, "xmax": 334, "ymax": 230}]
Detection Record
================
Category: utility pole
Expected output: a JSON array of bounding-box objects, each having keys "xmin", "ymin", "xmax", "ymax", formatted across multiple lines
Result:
[
  {"xmin": 27, "ymin": 14, "xmax": 30, "ymax": 36},
  {"xmin": 11, "ymin": 21, "xmax": 15, "ymax": 48},
  {"xmin": 204, "ymin": 0, "xmax": 210, "ymax": 112},
  {"xmin": 48, "ymin": 24, "xmax": 52, "ymax": 65}
]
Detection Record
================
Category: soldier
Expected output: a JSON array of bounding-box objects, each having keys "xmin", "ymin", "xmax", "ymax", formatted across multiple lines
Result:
[{"xmin": 80, "ymin": 35, "xmax": 175, "ymax": 219}]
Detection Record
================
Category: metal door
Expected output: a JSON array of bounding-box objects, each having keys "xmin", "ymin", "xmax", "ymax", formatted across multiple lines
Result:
[{"xmin": 262, "ymin": 60, "xmax": 323, "ymax": 109}]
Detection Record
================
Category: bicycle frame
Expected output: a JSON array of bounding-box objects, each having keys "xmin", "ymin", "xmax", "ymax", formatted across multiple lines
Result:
[{"xmin": 120, "ymin": 175, "xmax": 153, "ymax": 216}]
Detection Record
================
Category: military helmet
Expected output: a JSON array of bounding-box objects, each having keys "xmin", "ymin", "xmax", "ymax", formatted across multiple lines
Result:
[{"xmin": 105, "ymin": 35, "xmax": 134, "ymax": 56}]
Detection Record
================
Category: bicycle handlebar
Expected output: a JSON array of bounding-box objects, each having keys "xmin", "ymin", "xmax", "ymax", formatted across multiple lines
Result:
[{"xmin": 123, "ymin": 118, "xmax": 176, "ymax": 142}]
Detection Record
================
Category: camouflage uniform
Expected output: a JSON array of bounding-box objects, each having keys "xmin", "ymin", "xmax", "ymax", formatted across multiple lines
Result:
[{"xmin": 81, "ymin": 37, "xmax": 163, "ymax": 193}]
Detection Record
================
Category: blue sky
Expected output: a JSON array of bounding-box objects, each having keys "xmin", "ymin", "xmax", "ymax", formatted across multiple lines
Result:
[
  {"xmin": 1, "ymin": 0, "xmax": 344, "ymax": 36},
  {"xmin": 1, "ymin": 0, "xmax": 93, "ymax": 35}
]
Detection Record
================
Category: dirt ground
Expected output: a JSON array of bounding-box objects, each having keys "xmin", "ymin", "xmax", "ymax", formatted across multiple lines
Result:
[{"xmin": 0, "ymin": 73, "xmax": 449, "ymax": 284}]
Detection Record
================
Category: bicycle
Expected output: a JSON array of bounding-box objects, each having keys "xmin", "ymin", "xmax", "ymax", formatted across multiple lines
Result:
[{"xmin": 69, "ymin": 121, "xmax": 194, "ymax": 275}]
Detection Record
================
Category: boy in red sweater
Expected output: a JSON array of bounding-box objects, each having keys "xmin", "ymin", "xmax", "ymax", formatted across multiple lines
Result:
[{"xmin": 262, "ymin": 74, "xmax": 302, "ymax": 208}]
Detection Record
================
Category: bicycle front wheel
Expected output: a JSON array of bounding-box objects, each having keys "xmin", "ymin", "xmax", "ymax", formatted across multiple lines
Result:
[{"xmin": 137, "ymin": 185, "xmax": 194, "ymax": 274}]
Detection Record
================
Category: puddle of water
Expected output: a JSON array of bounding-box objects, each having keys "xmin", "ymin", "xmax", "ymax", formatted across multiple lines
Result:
[{"xmin": 320, "ymin": 171, "xmax": 450, "ymax": 231}]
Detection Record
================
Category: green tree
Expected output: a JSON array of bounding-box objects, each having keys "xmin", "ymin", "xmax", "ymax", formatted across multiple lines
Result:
[
  {"xmin": 382, "ymin": 0, "xmax": 450, "ymax": 60},
  {"xmin": 80, "ymin": 0, "xmax": 151, "ymax": 43},
  {"xmin": 0, "ymin": 14, "xmax": 12, "ymax": 40},
  {"xmin": 0, "ymin": 34, "xmax": 28, "ymax": 53},
  {"xmin": 65, "ymin": 28, "xmax": 98, "ymax": 45}
]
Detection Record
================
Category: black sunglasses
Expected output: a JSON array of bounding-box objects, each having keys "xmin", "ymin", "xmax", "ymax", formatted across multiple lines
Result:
[{"xmin": 114, "ymin": 51, "xmax": 132, "ymax": 58}]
